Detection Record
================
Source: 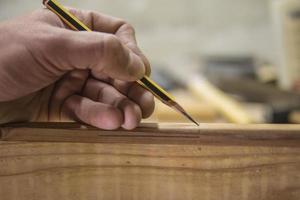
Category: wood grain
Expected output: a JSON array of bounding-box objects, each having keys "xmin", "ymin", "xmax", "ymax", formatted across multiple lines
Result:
[
  {"xmin": 1, "ymin": 122, "xmax": 300, "ymax": 146},
  {"xmin": 0, "ymin": 122, "xmax": 300, "ymax": 200}
]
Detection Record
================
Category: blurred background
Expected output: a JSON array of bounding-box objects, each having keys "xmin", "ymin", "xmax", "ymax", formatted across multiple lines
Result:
[{"xmin": 1, "ymin": 0, "xmax": 300, "ymax": 124}]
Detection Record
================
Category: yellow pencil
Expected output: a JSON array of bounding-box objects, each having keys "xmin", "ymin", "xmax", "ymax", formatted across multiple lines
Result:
[{"xmin": 43, "ymin": 0, "xmax": 199, "ymax": 126}]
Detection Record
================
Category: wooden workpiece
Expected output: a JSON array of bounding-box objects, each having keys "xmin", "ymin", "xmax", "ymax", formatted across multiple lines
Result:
[{"xmin": 0, "ymin": 122, "xmax": 300, "ymax": 200}]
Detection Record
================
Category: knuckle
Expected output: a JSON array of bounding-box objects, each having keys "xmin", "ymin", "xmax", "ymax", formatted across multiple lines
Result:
[
  {"xmin": 68, "ymin": 8, "xmax": 85, "ymax": 22},
  {"xmin": 125, "ymin": 23, "xmax": 135, "ymax": 34},
  {"xmin": 68, "ymin": 7, "xmax": 79, "ymax": 16},
  {"xmin": 103, "ymin": 34, "xmax": 121, "ymax": 50},
  {"xmin": 120, "ymin": 21, "xmax": 135, "ymax": 35},
  {"xmin": 102, "ymin": 34, "xmax": 129, "ymax": 68}
]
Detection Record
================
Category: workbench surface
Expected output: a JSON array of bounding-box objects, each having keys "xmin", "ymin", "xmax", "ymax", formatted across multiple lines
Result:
[{"xmin": 0, "ymin": 122, "xmax": 299, "ymax": 200}]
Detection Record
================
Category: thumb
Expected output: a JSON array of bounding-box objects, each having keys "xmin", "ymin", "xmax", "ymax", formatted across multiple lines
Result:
[{"xmin": 48, "ymin": 29, "xmax": 146, "ymax": 81}]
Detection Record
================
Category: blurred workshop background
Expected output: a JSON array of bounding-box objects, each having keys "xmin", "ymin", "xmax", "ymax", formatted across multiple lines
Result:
[{"xmin": 1, "ymin": 0, "xmax": 300, "ymax": 124}]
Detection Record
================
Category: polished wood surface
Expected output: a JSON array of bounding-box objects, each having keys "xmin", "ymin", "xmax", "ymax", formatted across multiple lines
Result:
[{"xmin": 0, "ymin": 122, "xmax": 300, "ymax": 200}]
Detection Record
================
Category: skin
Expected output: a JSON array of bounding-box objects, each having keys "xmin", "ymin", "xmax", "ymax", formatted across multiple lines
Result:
[{"xmin": 0, "ymin": 8, "xmax": 155, "ymax": 130}]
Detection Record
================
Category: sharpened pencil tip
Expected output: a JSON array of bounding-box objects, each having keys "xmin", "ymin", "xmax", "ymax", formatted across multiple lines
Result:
[
  {"xmin": 182, "ymin": 110, "xmax": 200, "ymax": 126},
  {"xmin": 171, "ymin": 102, "xmax": 199, "ymax": 126}
]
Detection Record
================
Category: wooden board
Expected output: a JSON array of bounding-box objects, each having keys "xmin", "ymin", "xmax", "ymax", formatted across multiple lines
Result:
[{"xmin": 0, "ymin": 122, "xmax": 300, "ymax": 200}]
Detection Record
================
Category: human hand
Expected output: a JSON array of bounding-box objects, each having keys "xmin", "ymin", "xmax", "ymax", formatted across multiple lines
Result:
[{"xmin": 0, "ymin": 8, "xmax": 154, "ymax": 130}]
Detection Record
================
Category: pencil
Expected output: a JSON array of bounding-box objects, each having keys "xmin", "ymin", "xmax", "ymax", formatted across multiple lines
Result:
[{"xmin": 43, "ymin": 0, "xmax": 199, "ymax": 126}]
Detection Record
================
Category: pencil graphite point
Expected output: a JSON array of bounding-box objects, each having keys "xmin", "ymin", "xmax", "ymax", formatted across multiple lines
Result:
[{"xmin": 171, "ymin": 102, "xmax": 199, "ymax": 126}]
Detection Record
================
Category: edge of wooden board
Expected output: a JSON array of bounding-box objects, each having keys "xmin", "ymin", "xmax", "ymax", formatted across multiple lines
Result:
[{"xmin": 1, "ymin": 122, "xmax": 300, "ymax": 147}]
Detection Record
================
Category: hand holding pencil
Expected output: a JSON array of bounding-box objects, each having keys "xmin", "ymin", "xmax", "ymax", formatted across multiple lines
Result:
[
  {"xmin": 0, "ymin": 6, "xmax": 155, "ymax": 129},
  {"xmin": 43, "ymin": 0, "xmax": 198, "ymax": 126}
]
